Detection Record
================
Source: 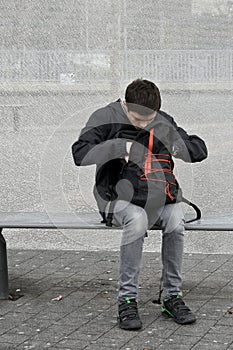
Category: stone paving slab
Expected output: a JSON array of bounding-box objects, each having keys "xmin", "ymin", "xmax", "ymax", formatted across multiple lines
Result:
[{"xmin": 1, "ymin": 250, "xmax": 233, "ymax": 349}]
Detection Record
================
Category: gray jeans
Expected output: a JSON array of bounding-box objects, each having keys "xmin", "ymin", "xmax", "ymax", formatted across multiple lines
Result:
[{"xmin": 106, "ymin": 200, "xmax": 185, "ymax": 301}]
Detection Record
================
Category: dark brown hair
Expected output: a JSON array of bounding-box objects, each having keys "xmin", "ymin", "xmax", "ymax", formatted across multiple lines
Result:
[{"xmin": 125, "ymin": 79, "xmax": 161, "ymax": 115}]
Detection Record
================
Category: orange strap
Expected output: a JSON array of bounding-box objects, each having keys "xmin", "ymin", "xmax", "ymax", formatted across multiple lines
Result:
[
  {"xmin": 141, "ymin": 128, "xmax": 176, "ymax": 201},
  {"xmin": 148, "ymin": 128, "xmax": 154, "ymax": 153},
  {"xmin": 144, "ymin": 128, "xmax": 154, "ymax": 175}
]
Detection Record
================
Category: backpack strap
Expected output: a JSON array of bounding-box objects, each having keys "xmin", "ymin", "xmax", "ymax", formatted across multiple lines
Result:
[
  {"xmin": 182, "ymin": 197, "xmax": 202, "ymax": 223},
  {"xmin": 104, "ymin": 201, "xmax": 116, "ymax": 227}
]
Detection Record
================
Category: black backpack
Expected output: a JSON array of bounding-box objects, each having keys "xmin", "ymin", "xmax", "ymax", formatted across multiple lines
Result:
[{"xmin": 104, "ymin": 127, "xmax": 201, "ymax": 227}]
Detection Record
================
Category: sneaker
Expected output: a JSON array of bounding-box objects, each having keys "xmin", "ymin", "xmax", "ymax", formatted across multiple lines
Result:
[
  {"xmin": 162, "ymin": 294, "xmax": 196, "ymax": 324},
  {"xmin": 118, "ymin": 297, "xmax": 142, "ymax": 330}
]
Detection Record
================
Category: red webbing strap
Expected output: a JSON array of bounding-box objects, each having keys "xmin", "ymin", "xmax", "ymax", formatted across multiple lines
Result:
[
  {"xmin": 144, "ymin": 128, "xmax": 154, "ymax": 176},
  {"xmin": 148, "ymin": 127, "xmax": 154, "ymax": 153}
]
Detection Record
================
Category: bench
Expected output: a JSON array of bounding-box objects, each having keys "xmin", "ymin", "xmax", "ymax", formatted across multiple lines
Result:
[{"xmin": 1, "ymin": 211, "xmax": 233, "ymax": 300}]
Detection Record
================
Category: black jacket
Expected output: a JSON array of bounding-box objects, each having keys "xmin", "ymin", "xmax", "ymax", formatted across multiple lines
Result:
[{"xmin": 72, "ymin": 99, "xmax": 208, "ymax": 215}]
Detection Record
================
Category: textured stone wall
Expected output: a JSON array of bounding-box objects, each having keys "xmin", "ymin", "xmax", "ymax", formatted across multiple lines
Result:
[
  {"xmin": 0, "ymin": 1, "xmax": 232, "ymax": 214},
  {"xmin": 0, "ymin": 0, "xmax": 232, "ymax": 50}
]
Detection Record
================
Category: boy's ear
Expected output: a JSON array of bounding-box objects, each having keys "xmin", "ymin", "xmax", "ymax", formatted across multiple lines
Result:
[{"xmin": 123, "ymin": 100, "xmax": 128, "ymax": 112}]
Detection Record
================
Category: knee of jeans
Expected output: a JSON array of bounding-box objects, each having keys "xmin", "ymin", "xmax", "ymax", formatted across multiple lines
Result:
[
  {"xmin": 162, "ymin": 221, "xmax": 184, "ymax": 236},
  {"xmin": 161, "ymin": 204, "xmax": 185, "ymax": 235},
  {"xmin": 126, "ymin": 208, "xmax": 148, "ymax": 237}
]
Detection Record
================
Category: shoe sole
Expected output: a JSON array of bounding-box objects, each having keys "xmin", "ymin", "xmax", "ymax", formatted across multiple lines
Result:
[{"xmin": 119, "ymin": 324, "xmax": 142, "ymax": 330}]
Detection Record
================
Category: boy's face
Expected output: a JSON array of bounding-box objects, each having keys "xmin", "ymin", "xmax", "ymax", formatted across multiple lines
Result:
[{"xmin": 123, "ymin": 101, "xmax": 157, "ymax": 129}]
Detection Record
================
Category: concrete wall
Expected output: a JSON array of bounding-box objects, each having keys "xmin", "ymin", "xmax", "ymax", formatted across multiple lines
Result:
[
  {"xmin": 0, "ymin": 1, "xmax": 232, "ymax": 214},
  {"xmin": 1, "ymin": 0, "xmax": 233, "ymax": 50}
]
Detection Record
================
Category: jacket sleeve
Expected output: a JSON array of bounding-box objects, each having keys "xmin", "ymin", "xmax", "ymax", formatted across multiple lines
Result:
[
  {"xmin": 170, "ymin": 118, "xmax": 208, "ymax": 163},
  {"xmin": 72, "ymin": 110, "xmax": 127, "ymax": 166}
]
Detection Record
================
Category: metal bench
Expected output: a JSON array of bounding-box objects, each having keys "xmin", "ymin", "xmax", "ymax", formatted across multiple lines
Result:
[{"xmin": 1, "ymin": 211, "xmax": 233, "ymax": 300}]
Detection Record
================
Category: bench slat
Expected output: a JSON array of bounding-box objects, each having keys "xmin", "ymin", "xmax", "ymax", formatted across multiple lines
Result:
[{"xmin": 0, "ymin": 212, "xmax": 233, "ymax": 231}]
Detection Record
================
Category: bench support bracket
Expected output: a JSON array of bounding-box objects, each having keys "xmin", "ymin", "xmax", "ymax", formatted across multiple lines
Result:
[{"xmin": 0, "ymin": 229, "xmax": 9, "ymax": 299}]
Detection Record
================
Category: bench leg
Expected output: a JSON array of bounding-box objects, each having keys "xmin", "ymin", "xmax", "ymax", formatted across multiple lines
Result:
[{"xmin": 0, "ymin": 228, "xmax": 9, "ymax": 299}]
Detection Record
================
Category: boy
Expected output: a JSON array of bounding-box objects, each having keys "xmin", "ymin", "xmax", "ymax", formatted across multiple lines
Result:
[{"xmin": 72, "ymin": 79, "xmax": 208, "ymax": 330}]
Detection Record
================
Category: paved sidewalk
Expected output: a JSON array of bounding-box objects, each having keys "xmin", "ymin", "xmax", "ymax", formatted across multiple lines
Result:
[{"xmin": 1, "ymin": 250, "xmax": 233, "ymax": 350}]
